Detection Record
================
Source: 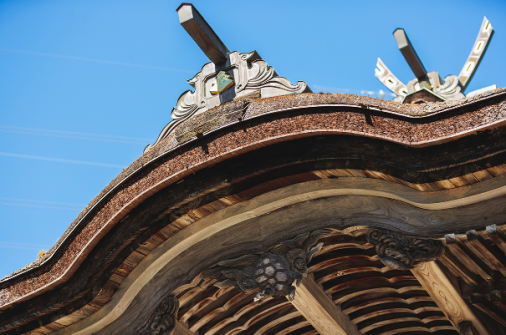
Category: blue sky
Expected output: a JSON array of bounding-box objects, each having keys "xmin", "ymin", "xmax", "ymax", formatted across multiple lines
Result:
[{"xmin": 1, "ymin": 0, "xmax": 505, "ymax": 278}]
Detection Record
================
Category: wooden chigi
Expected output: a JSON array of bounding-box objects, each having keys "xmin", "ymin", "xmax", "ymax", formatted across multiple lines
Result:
[{"xmin": 1, "ymin": 3, "xmax": 506, "ymax": 335}]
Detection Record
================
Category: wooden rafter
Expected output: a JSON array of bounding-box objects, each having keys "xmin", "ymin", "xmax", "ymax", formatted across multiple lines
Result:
[
  {"xmin": 290, "ymin": 275, "xmax": 361, "ymax": 335},
  {"xmin": 411, "ymin": 261, "xmax": 491, "ymax": 334},
  {"xmin": 174, "ymin": 320, "xmax": 196, "ymax": 335}
]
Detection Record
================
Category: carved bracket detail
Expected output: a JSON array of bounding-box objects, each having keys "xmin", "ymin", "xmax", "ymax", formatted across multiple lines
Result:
[
  {"xmin": 140, "ymin": 296, "xmax": 179, "ymax": 335},
  {"xmin": 202, "ymin": 229, "xmax": 331, "ymax": 304},
  {"xmin": 366, "ymin": 228, "xmax": 444, "ymax": 270}
]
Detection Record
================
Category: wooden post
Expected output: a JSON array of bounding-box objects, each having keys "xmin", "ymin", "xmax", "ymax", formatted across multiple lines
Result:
[
  {"xmin": 411, "ymin": 261, "xmax": 491, "ymax": 335},
  {"xmin": 290, "ymin": 275, "xmax": 361, "ymax": 335}
]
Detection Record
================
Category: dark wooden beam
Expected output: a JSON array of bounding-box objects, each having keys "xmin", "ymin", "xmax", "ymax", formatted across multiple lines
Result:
[
  {"xmin": 466, "ymin": 230, "xmax": 506, "ymax": 278},
  {"xmin": 393, "ymin": 28, "xmax": 427, "ymax": 80},
  {"xmin": 177, "ymin": 3, "xmax": 229, "ymax": 64},
  {"xmin": 445, "ymin": 234, "xmax": 495, "ymax": 282},
  {"xmin": 470, "ymin": 293, "xmax": 506, "ymax": 327}
]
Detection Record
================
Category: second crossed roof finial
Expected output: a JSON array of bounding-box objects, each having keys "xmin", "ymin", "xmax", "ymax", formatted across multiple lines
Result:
[{"xmin": 376, "ymin": 17, "xmax": 496, "ymax": 104}]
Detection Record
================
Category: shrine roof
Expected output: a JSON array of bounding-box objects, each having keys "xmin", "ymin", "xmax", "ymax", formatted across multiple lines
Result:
[
  {"xmin": 2, "ymin": 88, "xmax": 506, "ymax": 334},
  {"xmin": 3, "ymin": 87, "xmax": 506, "ymax": 282}
]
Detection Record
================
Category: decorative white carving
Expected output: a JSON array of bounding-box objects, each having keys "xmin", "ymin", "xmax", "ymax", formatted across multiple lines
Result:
[
  {"xmin": 434, "ymin": 75, "xmax": 466, "ymax": 100},
  {"xmin": 399, "ymin": 74, "xmax": 465, "ymax": 103},
  {"xmin": 240, "ymin": 58, "xmax": 308, "ymax": 98},
  {"xmin": 144, "ymin": 51, "xmax": 310, "ymax": 152},
  {"xmin": 376, "ymin": 17, "xmax": 495, "ymax": 103},
  {"xmin": 458, "ymin": 17, "xmax": 494, "ymax": 90},
  {"xmin": 374, "ymin": 58, "xmax": 408, "ymax": 98}
]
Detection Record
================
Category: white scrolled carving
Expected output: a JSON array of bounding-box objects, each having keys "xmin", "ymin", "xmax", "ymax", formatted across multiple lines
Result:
[
  {"xmin": 375, "ymin": 58, "xmax": 408, "ymax": 96},
  {"xmin": 145, "ymin": 51, "xmax": 309, "ymax": 152},
  {"xmin": 144, "ymin": 90, "xmax": 200, "ymax": 153},
  {"xmin": 243, "ymin": 60, "xmax": 308, "ymax": 98},
  {"xmin": 392, "ymin": 95, "xmax": 404, "ymax": 102},
  {"xmin": 434, "ymin": 75, "xmax": 466, "ymax": 100}
]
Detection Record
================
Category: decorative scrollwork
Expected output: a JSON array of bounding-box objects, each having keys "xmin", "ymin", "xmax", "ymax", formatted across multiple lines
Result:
[
  {"xmin": 144, "ymin": 92, "xmax": 200, "ymax": 153},
  {"xmin": 140, "ymin": 296, "xmax": 179, "ymax": 335},
  {"xmin": 144, "ymin": 50, "xmax": 310, "ymax": 153},
  {"xmin": 202, "ymin": 229, "xmax": 331, "ymax": 304},
  {"xmin": 366, "ymin": 228, "xmax": 444, "ymax": 270},
  {"xmin": 434, "ymin": 74, "xmax": 465, "ymax": 100},
  {"xmin": 239, "ymin": 59, "xmax": 308, "ymax": 97}
]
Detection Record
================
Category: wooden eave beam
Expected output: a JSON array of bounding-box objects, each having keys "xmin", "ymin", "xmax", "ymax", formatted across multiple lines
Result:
[
  {"xmin": 411, "ymin": 261, "xmax": 491, "ymax": 334},
  {"xmin": 290, "ymin": 275, "xmax": 361, "ymax": 335}
]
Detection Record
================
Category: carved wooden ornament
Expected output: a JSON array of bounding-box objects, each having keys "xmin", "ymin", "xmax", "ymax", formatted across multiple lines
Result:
[
  {"xmin": 202, "ymin": 229, "xmax": 331, "ymax": 303},
  {"xmin": 140, "ymin": 296, "xmax": 179, "ymax": 335},
  {"xmin": 366, "ymin": 227, "xmax": 444, "ymax": 270}
]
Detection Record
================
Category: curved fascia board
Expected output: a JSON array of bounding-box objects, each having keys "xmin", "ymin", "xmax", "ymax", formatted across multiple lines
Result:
[{"xmin": 52, "ymin": 177, "xmax": 506, "ymax": 335}]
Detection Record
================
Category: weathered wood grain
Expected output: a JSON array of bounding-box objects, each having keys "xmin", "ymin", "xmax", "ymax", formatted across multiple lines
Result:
[
  {"xmin": 445, "ymin": 240, "xmax": 494, "ymax": 282},
  {"xmin": 342, "ymin": 296, "xmax": 434, "ymax": 314},
  {"xmin": 375, "ymin": 325, "xmax": 457, "ymax": 334},
  {"xmin": 291, "ymin": 275, "xmax": 361, "ymax": 335},
  {"xmin": 466, "ymin": 230, "xmax": 506, "ymax": 277},
  {"xmin": 359, "ymin": 316, "xmax": 449, "ymax": 333},
  {"xmin": 41, "ymin": 175, "xmax": 506, "ymax": 335},
  {"xmin": 439, "ymin": 251, "xmax": 479, "ymax": 286},
  {"xmin": 487, "ymin": 225, "xmax": 506, "ymax": 256},
  {"xmin": 174, "ymin": 320, "xmax": 196, "ymax": 335},
  {"xmin": 471, "ymin": 293, "xmax": 506, "ymax": 327},
  {"xmin": 271, "ymin": 320, "xmax": 311, "ymax": 335},
  {"xmin": 411, "ymin": 261, "xmax": 491, "ymax": 334},
  {"xmin": 220, "ymin": 301, "xmax": 295, "ymax": 335}
]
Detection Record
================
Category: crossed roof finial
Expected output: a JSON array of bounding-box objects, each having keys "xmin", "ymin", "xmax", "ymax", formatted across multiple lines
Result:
[
  {"xmin": 176, "ymin": 3, "xmax": 229, "ymax": 64},
  {"xmin": 376, "ymin": 17, "xmax": 496, "ymax": 103},
  {"xmin": 145, "ymin": 3, "xmax": 310, "ymax": 152}
]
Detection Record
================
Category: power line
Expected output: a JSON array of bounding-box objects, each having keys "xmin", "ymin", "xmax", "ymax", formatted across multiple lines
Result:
[
  {"xmin": 0, "ymin": 202, "xmax": 82, "ymax": 212},
  {"xmin": 0, "ymin": 241, "xmax": 51, "ymax": 251},
  {"xmin": 0, "ymin": 125, "xmax": 151, "ymax": 145},
  {"xmin": 0, "ymin": 48, "xmax": 194, "ymax": 74},
  {"xmin": 0, "ymin": 152, "xmax": 125, "ymax": 169},
  {"xmin": 0, "ymin": 197, "xmax": 85, "ymax": 208},
  {"xmin": 0, "ymin": 197, "xmax": 85, "ymax": 207}
]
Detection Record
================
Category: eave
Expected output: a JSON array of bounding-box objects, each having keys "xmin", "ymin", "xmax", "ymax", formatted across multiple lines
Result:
[{"xmin": 1, "ymin": 89, "xmax": 506, "ymax": 334}]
